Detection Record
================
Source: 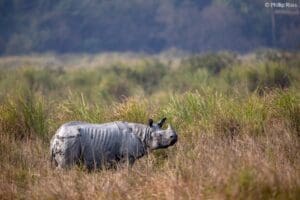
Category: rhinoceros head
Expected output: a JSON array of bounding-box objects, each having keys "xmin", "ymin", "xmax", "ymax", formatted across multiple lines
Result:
[{"xmin": 147, "ymin": 118, "xmax": 178, "ymax": 150}]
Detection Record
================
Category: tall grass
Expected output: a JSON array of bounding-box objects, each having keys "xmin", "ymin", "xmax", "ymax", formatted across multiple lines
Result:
[
  {"xmin": 0, "ymin": 50, "xmax": 299, "ymax": 199},
  {"xmin": 0, "ymin": 91, "xmax": 48, "ymax": 140}
]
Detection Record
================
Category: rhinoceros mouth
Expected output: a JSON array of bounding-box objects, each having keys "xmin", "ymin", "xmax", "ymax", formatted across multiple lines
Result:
[{"xmin": 170, "ymin": 137, "xmax": 177, "ymax": 146}]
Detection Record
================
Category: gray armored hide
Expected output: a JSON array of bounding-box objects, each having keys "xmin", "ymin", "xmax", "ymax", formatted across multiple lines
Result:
[{"xmin": 50, "ymin": 118, "xmax": 177, "ymax": 170}]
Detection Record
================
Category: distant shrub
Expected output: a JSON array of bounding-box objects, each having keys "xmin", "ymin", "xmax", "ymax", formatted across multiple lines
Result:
[
  {"xmin": 182, "ymin": 52, "xmax": 237, "ymax": 74},
  {"xmin": 127, "ymin": 61, "xmax": 167, "ymax": 94},
  {"xmin": 221, "ymin": 61, "xmax": 291, "ymax": 94},
  {"xmin": 255, "ymin": 49, "xmax": 283, "ymax": 61},
  {"xmin": 105, "ymin": 61, "xmax": 167, "ymax": 94},
  {"xmin": 99, "ymin": 73, "xmax": 136, "ymax": 100},
  {"xmin": 246, "ymin": 63, "xmax": 290, "ymax": 94},
  {"xmin": 22, "ymin": 67, "xmax": 63, "ymax": 93},
  {"xmin": 162, "ymin": 68, "xmax": 210, "ymax": 92},
  {"xmin": 66, "ymin": 69, "xmax": 100, "ymax": 88},
  {"xmin": 254, "ymin": 49, "xmax": 297, "ymax": 63}
]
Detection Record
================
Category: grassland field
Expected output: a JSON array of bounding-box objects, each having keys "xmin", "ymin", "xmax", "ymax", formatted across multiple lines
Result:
[{"xmin": 0, "ymin": 50, "xmax": 299, "ymax": 199}]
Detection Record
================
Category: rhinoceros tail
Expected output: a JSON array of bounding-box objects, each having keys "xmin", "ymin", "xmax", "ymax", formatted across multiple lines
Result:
[
  {"xmin": 50, "ymin": 148, "xmax": 56, "ymax": 167},
  {"xmin": 50, "ymin": 137, "xmax": 58, "ymax": 168}
]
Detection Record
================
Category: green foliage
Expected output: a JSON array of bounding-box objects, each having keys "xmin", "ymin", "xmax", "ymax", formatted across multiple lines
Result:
[
  {"xmin": 240, "ymin": 94, "xmax": 267, "ymax": 135},
  {"xmin": 22, "ymin": 67, "xmax": 62, "ymax": 93},
  {"xmin": 125, "ymin": 61, "xmax": 167, "ymax": 94},
  {"xmin": 0, "ymin": 51, "xmax": 299, "ymax": 140},
  {"xmin": 1, "ymin": 0, "xmax": 299, "ymax": 54},
  {"xmin": 162, "ymin": 90, "xmax": 222, "ymax": 131},
  {"xmin": 98, "ymin": 72, "xmax": 136, "ymax": 101},
  {"xmin": 221, "ymin": 61, "xmax": 292, "ymax": 94},
  {"xmin": 162, "ymin": 68, "xmax": 211, "ymax": 92},
  {"xmin": 58, "ymin": 93, "xmax": 105, "ymax": 124},
  {"xmin": 274, "ymin": 90, "xmax": 300, "ymax": 134},
  {"xmin": 182, "ymin": 52, "xmax": 237, "ymax": 74},
  {"xmin": 0, "ymin": 91, "xmax": 48, "ymax": 140}
]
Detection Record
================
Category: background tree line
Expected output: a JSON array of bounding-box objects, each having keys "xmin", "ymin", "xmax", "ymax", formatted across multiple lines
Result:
[{"xmin": 0, "ymin": 0, "xmax": 299, "ymax": 55}]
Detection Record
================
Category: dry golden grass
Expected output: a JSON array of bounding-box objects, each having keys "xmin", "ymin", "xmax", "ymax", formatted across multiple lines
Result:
[{"xmin": 1, "ymin": 117, "xmax": 299, "ymax": 199}]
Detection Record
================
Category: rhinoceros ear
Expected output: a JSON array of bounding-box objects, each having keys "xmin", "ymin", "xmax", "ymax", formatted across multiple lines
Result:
[
  {"xmin": 148, "ymin": 118, "xmax": 154, "ymax": 127},
  {"xmin": 158, "ymin": 117, "xmax": 167, "ymax": 128}
]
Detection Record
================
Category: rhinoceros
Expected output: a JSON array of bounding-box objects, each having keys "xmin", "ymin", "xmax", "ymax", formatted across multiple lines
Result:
[{"xmin": 50, "ymin": 118, "xmax": 177, "ymax": 170}]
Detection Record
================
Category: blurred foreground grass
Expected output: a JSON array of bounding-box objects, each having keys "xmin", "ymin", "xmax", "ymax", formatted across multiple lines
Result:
[{"xmin": 0, "ymin": 50, "xmax": 299, "ymax": 199}]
